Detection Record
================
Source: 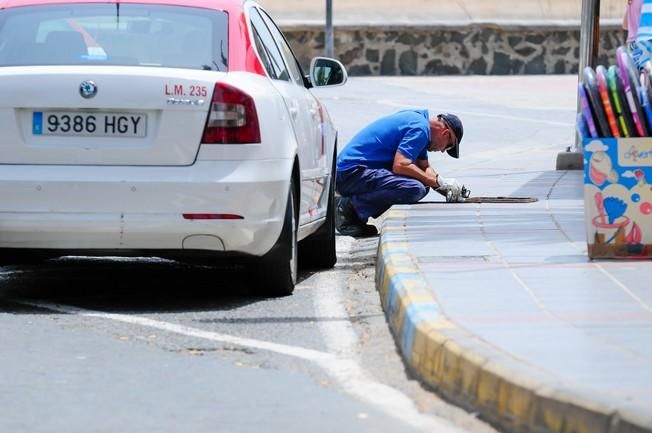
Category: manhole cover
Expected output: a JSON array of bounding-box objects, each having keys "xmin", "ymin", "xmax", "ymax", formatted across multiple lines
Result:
[
  {"xmin": 418, "ymin": 197, "xmax": 538, "ymax": 204},
  {"xmin": 464, "ymin": 196, "xmax": 538, "ymax": 203}
]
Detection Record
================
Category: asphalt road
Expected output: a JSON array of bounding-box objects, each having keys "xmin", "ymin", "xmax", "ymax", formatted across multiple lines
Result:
[
  {"xmin": 0, "ymin": 238, "xmax": 493, "ymax": 433},
  {"xmin": 0, "ymin": 75, "xmax": 576, "ymax": 433}
]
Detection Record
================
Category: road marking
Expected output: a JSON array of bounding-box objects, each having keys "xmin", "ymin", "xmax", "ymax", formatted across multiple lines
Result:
[
  {"xmin": 16, "ymin": 297, "xmax": 462, "ymax": 433},
  {"xmin": 16, "ymin": 299, "xmax": 334, "ymax": 363},
  {"xmin": 375, "ymin": 98, "xmax": 574, "ymax": 127},
  {"xmin": 14, "ymin": 242, "xmax": 464, "ymax": 433},
  {"xmin": 308, "ymin": 237, "xmax": 465, "ymax": 433}
]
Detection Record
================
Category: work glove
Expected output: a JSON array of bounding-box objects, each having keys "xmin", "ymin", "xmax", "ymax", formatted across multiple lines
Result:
[{"xmin": 436, "ymin": 174, "xmax": 465, "ymax": 203}]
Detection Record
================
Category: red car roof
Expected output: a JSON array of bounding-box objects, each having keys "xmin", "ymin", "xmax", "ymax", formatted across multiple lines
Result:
[
  {"xmin": 0, "ymin": 0, "xmax": 266, "ymax": 75},
  {"xmin": 0, "ymin": 0, "xmax": 244, "ymax": 9}
]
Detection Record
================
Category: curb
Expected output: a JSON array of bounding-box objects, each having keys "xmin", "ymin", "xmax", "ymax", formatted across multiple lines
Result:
[
  {"xmin": 375, "ymin": 207, "xmax": 652, "ymax": 433},
  {"xmin": 279, "ymin": 19, "xmax": 623, "ymax": 30}
]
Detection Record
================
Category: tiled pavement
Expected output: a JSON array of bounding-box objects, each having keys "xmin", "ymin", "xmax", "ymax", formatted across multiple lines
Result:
[{"xmin": 376, "ymin": 169, "xmax": 652, "ymax": 433}]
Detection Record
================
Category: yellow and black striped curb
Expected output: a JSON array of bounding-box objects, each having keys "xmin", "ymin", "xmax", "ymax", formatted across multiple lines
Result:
[{"xmin": 375, "ymin": 207, "xmax": 652, "ymax": 433}]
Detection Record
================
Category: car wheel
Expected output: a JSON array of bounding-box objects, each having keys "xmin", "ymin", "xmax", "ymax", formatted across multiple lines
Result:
[
  {"xmin": 255, "ymin": 178, "xmax": 298, "ymax": 296},
  {"xmin": 299, "ymin": 152, "xmax": 337, "ymax": 269},
  {"xmin": 0, "ymin": 250, "xmax": 48, "ymax": 266}
]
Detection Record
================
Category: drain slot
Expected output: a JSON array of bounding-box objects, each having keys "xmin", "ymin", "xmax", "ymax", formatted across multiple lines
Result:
[{"xmin": 419, "ymin": 197, "xmax": 538, "ymax": 204}]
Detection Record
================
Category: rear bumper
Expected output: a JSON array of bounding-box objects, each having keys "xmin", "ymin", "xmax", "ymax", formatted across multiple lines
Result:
[{"xmin": 0, "ymin": 159, "xmax": 292, "ymax": 256}]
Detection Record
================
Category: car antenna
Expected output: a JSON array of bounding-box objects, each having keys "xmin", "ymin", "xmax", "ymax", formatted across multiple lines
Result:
[{"xmin": 116, "ymin": 3, "xmax": 120, "ymax": 29}]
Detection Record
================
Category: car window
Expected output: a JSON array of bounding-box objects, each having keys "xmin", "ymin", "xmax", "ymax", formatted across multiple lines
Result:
[
  {"xmin": 0, "ymin": 4, "xmax": 228, "ymax": 71},
  {"xmin": 249, "ymin": 8, "xmax": 290, "ymax": 81},
  {"xmin": 257, "ymin": 9, "xmax": 304, "ymax": 85},
  {"xmin": 251, "ymin": 25, "xmax": 276, "ymax": 78}
]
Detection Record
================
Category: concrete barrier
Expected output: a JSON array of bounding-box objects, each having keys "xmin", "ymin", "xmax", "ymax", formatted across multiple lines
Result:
[{"xmin": 282, "ymin": 22, "xmax": 626, "ymax": 76}]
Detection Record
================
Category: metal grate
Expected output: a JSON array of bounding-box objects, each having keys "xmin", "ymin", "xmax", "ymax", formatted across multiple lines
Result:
[
  {"xmin": 418, "ymin": 197, "xmax": 538, "ymax": 204},
  {"xmin": 463, "ymin": 196, "xmax": 538, "ymax": 204}
]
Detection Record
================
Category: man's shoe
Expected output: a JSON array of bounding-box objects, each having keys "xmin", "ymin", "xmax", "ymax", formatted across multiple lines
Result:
[
  {"xmin": 335, "ymin": 196, "xmax": 378, "ymax": 237},
  {"xmin": 337, "ymin": 222, "xmax": 378, "ymax": 238},
  {"xmin": 335, "ymin": 196, "xmax": 357, "ymax": 231}
]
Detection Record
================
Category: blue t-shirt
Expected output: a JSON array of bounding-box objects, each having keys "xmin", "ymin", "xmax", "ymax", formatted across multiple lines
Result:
[{"xmin": 337, "ymin": 109, "xmax": 431, "ymax": 171}]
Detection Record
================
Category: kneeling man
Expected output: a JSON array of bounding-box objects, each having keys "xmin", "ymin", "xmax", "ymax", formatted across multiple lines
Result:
[{"xmin": 335, "ymin": 110, "xmax": 465, "ymax": 237}]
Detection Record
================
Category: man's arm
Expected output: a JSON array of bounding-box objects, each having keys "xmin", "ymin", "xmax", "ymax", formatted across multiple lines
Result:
[
  {"xmin": 417, "ymin": 158, "xmax": 438, "ymax": 183},
  {"xmin": 392, "ymin": 151, "xmax": 439, "ymax": 187}
]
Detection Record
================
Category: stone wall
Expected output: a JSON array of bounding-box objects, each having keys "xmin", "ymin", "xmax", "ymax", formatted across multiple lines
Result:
[{"xmin": 282, "ymin": 24, "xmax": 626, "ymax": 76}]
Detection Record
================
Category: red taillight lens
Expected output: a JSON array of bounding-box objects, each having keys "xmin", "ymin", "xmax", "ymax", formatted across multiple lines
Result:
[
  {"xmin": 202, "ymin": 82, "xmax": 261, "ymax": 144},
  {"xmin": 183, "ymin": 214, "xmax": 244, "ymax": 220}
]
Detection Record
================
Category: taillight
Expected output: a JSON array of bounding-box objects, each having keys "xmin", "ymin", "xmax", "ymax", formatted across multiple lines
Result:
[
  {"xmin": 182, "ymin": 214, "xmax": 244, "ymax": 220},
  {"xmin": 202, "ymin": 82, "xmax": 261, "ymax": 144}
]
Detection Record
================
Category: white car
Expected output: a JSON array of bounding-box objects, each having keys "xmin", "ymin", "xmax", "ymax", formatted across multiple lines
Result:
[{"xmin": 0, "ymin": 0, "xmax": 347, "ymax": 295}]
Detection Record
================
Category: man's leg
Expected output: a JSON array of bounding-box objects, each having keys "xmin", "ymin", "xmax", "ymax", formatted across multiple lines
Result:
[
  {"xmin": 350, "ymin": 171, "xmax": 428, "ymax": 221},
  {"xmin": 337, "ymin": 166, "xmax": 428, "ymax": 221},
  {"xmin": 335, "ymin": 167, "xmax": 381, "ymax": 236}
]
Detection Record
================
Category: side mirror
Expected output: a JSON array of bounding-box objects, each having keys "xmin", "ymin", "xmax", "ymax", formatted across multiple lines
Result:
[{"xmin": 309, "ymin": 57, "xmax": 348, "ymax": 87}]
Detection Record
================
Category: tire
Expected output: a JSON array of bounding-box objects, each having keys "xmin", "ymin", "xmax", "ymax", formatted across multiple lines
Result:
[
  {"xmin": 299, "ymin": 152, "xmax": 337, "ymax": 269},
  {"xmin": 0, "ymin": 250, "xmax": 48, "ymax": 266},
  {"xmin": 255, "ymin": 178, "xmax": 298, "ymax": 297}
]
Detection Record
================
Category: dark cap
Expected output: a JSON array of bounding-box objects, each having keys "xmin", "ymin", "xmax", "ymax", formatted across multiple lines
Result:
[{"xmin": 438, "ymin": 113, "xmax": 463, "ymax": 159}]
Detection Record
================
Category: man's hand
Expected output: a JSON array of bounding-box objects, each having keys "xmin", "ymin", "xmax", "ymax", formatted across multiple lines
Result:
[{"xmin": 436, "ymin": 175, "xmax": 464, "ymax": 202}]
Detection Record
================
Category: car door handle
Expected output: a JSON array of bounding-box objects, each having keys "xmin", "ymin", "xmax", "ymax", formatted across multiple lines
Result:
[{"xmin": 289, "ymin": 106, "xmax": 298, "ymax": 118}]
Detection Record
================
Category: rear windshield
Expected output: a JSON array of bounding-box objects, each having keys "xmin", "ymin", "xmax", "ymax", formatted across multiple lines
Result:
[{"xmin": 0, "ymin": 4, "xmax": 228, "ymax": 71}]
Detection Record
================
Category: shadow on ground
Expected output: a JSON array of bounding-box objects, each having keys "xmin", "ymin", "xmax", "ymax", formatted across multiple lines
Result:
[{"xmin": 0, "ymin": 257, "xmax": 318, "ymax": 315}]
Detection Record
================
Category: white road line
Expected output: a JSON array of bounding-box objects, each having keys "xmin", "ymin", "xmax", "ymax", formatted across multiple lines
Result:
[
  {"xmin": 15, "ymin": 242, "xmax": 464, "ymax": 433},
  {"xmin": 308, "ymin": 237, "xmax": 465, "ymax": 433},
  {"xmin": 375, "ymin": 99, "xmax": 574, "ymax": 127},
  {"xmin": 16, "ymin": 300, "xmax": 334, "ymax": 363}
]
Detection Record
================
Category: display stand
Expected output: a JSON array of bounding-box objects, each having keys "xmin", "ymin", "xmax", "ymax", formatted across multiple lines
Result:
[{"xmin": 583, "ymin": 137, "xmax": 652, "ymax": 258}]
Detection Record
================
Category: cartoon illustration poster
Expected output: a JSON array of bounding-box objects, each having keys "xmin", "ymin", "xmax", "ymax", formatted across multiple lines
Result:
[{"xmin": 584, "ymin": 138, "xmax": 652, "ymax": 258}]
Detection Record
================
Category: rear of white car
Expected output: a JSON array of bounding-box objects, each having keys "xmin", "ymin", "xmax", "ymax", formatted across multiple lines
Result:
[
  {"xmin": 0, "ymin": 65, "xmax": 293, "ymax": 254},
  {"xmin": 0, "ymin": 1, "xmax": 336, "ymax": 294}
]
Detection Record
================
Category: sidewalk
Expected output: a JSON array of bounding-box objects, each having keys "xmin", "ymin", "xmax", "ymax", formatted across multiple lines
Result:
[
  {"xmin": 376, "ymin": 161, "xmax": 652, "ymax": 431},
  {"xmin": 259, "ymin": 0, "xmax": 625, "ymax": 25},
  {"xmin": 315, "ymin": 73, "xmax": 652, "ymax": 433}
]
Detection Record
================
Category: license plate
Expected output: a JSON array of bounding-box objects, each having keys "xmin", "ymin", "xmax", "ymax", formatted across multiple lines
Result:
[{"xmin": 32, "ymin": 111, "xmax": 147, "ymax": 137}]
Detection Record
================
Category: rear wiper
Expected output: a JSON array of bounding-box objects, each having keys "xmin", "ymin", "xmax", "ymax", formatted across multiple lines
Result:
[
  {"xmin": 220, "ymin": 40, "xmax": 227, "ymax": 68},
  {"xmin": 200, "ymin": 61, "xmax": 222, "ymax": 72}
]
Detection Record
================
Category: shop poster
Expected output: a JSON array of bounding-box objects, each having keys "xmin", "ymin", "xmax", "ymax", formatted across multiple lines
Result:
[{"xmin": 584, "ymin": 138, "xmax": 652, "ymax": 258}]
